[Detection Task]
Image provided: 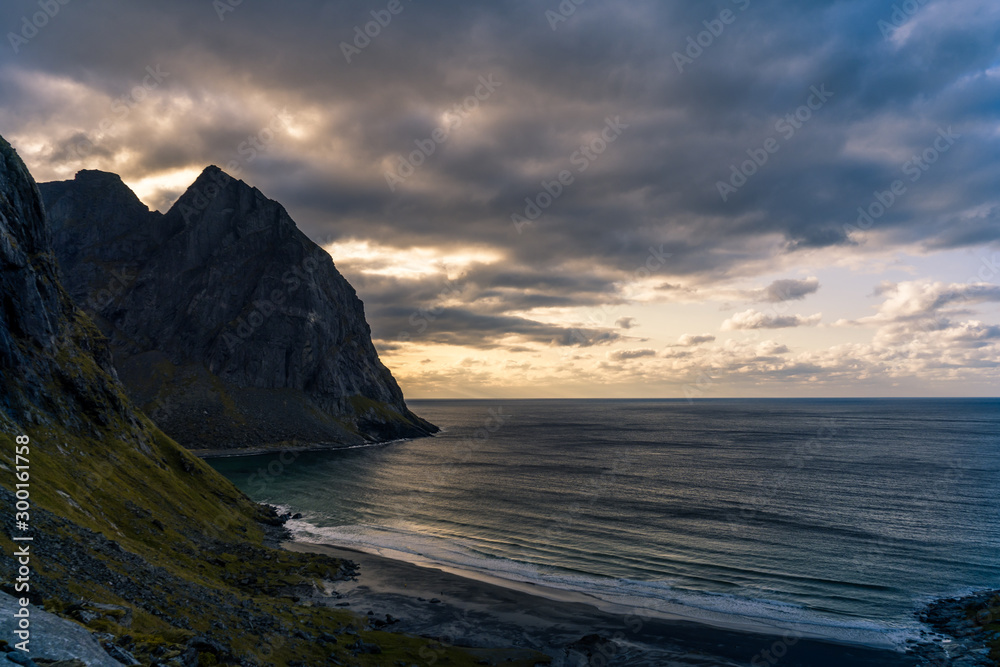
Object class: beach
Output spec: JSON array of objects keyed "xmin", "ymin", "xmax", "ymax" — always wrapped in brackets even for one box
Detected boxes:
[{"xmin": 283, "ymin": 540, "xmax": 920, "ymax": 666}]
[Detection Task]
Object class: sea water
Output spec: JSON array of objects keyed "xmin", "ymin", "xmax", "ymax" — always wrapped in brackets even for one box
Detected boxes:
[{"xmin": 208, "ymin": 398, "xmax": 1000, "ymax": 650}]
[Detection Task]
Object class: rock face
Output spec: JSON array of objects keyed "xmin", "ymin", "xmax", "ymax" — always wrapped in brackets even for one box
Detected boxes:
[
  {"xmin": 0, "ymin": 592, "xmax": 125, "ymax": 666},
  {"xmin": 0, "ymin": 136, "xmax": 134, "ymax": 436},
  {"xmin": 0, "ymin": 132, "xmax": 499, "ymax": 667},
  {"xmin": 40, "ymin": 167, "xmax": 435, "ymax": 451},
  {"xmin": 0, "ymin": 132, "xmax": 268, "ymax": 665}
]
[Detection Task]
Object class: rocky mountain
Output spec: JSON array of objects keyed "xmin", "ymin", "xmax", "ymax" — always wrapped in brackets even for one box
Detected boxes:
[
  {"xmin": 0, "ymin": 132, "xmax": 327, "ymax": 663},
  {"xmin": 40, "ymin": 167, "xmax": 434, "ymax": 451},
  {"xmin": 0, "ymin": 134, "xmax": 517, "ymax": 665}
]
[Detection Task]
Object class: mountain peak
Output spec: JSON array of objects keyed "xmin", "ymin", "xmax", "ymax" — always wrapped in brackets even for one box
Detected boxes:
[
  {"xmin": 40, "ymin": 169, "xmax": 149, "ymax": 219},
  {"xmin": 193, "ymin": 164, "xmax": 235, "ymax": 187},
  {"xmin": 41, "ymin": 168, "xmax": 436, "ymax": 450},
  {"xmin": 74, "ymin": 168, "xmax": 126, "ymax": 184}
]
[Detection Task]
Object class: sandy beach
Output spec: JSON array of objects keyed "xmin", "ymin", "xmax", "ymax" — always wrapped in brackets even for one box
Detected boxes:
[{"xmin": 283, "ymin": 540, "xmax": 920, "ymax": 666}]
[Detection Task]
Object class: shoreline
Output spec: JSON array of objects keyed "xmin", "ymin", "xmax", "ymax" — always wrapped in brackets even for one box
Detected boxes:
[
  {"xmin": 283, "ymin": 539, "xmax": 922, "ymax": 666},
  {"xmin": 192, "ymin": 436, "xmax": 416, "ymax": 459}
]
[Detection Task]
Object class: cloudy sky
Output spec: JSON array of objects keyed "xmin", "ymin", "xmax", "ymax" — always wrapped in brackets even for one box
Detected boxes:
[{"xmin": 2, "ymin": 0, "xmax": 999, "ymax": 398}]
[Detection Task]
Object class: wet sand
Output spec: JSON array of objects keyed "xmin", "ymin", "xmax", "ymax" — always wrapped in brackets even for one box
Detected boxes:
[{"xmin": 284, "ymin": 540, "xmax": 920, "ymax": 666}]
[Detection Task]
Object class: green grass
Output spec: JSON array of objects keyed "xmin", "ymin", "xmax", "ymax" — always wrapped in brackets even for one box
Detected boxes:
[
  {"xmin": 1, "ymin": 340, "xmax": 548, "ymax": 664},
  {"xmin": 0, "ymin": 222, "xmax": 546, "ymax": 664}
]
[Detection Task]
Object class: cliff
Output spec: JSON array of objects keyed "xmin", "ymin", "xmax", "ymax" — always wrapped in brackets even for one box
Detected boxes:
[
  {"xmin": 40, "ymin": 167, "xmax": 434, "ymax": 451},
  {"xmin": 0, "ymin": 134, "xmax": 528, "ymax": 665}
]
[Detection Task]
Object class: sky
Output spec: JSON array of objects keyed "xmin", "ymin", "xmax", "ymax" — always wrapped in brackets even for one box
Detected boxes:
[{"xmin": 1, "ymin": 0, "xmax": 999, "ymax": 398}]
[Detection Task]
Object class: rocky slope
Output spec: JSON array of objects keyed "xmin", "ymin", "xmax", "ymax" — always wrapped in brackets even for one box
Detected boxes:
[
  {"xmin": 0, "ymin": 134, "xmax": 541, "ymax": 666},
  {"xmin": 39, "ymin": 167, "xmax": 434, "ymax": 451}
]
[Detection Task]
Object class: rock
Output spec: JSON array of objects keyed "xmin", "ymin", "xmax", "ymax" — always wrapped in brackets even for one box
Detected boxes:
[
  {"xmin": 178, "ymin": 648, "xmax": 198, "ymax": 667},
  {"xmin": 186, "ymin": 637, "xmax": 228, "ymax": 656},
  {"xmin": 347, "ymin": 639, "xmax": 381, "ymax": 655},
  {"xmin": 86, "ymin": 603, "xmax": 133, "ymax": 628},
  {"xmin": 566, "ymin": 634, "xmax": 618, "ymax": 659},
  {"xmin": 370, "ymin": 613, "xmax": 401, "ymax": 629},
  {"xmin": 40, "ymin": 167, "xmax": 437, "ymax": 451},
  {"xmin": 70, "ymin": 610, "xmax": 100, "ymax": 624},
  {"xmin": 914, "ymin": 589, "xmax": 1000, "ymax": 667},
  {"xmin": 0, "ymin": 135, "xmax": 131, "ymax": 436},
  {"xmin": 0, "ymin": 593, "xmax": 124, "ymax": 667},
  {"xmin": 96, "ymin": 645, "xmax": 136, "ymax": 667},
  {"xmin": 5, "ymin": 653, "xmax": 36, "ymax": 667}
]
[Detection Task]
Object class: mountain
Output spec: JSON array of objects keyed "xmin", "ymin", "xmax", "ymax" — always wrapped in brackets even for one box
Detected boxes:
[
  {"xmin": 0, "ymin": 135, "xmax": 533, "ymax": 664},
  {"xmin": 0, "ymin": 132, "xmax": 331, "ymax": 662},
  {"xmin": 39, "ymin": 167, "xmax": 434, "ymax": 452}
]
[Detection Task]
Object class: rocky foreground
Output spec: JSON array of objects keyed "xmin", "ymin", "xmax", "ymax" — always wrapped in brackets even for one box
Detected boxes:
[{"xmin": 908, "ymin": 591, "xmax": 1000, "ymax": 666}]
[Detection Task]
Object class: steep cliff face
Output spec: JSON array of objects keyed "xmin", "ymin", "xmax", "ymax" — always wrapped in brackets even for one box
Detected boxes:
[
  {"xmin": 0, "ymin": 133, "xmax": 273, "ymax": 663},
  {"xmin": 41, "ymin": 167, "xmax": 434, "ymax": 451},
  {"xmin": 0, "ymin": 134, "xmax": 509, "ymax": 666},
  {"xmin": 0, "ymin": 139, "xmax": 134, "ymax": 436}
]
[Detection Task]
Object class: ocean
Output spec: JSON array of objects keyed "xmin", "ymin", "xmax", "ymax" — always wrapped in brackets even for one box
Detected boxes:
[{"xmin": 208, "ymin": 398, "xmax": 1000, "ymax": 651}]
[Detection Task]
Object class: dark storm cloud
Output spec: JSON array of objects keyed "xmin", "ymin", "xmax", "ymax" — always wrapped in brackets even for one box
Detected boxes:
[
  {"xmin": 1, "ymin": 0, "xmax": 998, "ymax": 348},
  {"xmin": 369, "ymin": 305, "xmax": 622, "ymax": 349},
  {"xmin": 344, "ymin": 262, "xmax": 631, "ymax": 344}
]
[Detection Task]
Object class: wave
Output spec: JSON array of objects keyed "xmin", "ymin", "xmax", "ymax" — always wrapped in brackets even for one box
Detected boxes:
[{"xmin": 283, "ymin": 515, "xmax": 923, "ymax": 650}]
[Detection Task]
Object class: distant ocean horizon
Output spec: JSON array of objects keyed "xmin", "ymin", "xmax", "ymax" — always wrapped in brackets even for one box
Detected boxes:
[{"xmin": 209, "ymin": 398, "xmax": 1000, "ymax": 650}]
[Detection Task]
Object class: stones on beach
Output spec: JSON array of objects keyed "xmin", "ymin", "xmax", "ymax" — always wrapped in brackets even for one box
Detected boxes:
[
  {"xmin": 369, "ymin": 613, "xmax": 401, "ymax": 629},
  {"xmin": 566, "ymin": 633, "xmax": 617, "ymax": 658},
  {"xmin": 910, "ymin": 590, "xmax": 1000, "ymax": 666}
]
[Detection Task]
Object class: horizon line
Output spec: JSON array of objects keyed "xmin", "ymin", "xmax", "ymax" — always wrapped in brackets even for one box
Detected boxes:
[{"xmin": 406, "ymin": 395, "xmax": 1000, "ymax": 401}]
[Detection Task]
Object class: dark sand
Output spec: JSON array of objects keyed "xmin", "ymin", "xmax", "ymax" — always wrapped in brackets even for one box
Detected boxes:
[{"xmin": 284, "ymin": 541, "xmax": 920, "ymax": 666}]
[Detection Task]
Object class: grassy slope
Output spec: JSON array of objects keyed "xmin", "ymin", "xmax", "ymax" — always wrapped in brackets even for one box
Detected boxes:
[
  {"xmin": 0, "ymin": 140, "xmax": 545, "ymax": 665},
  {"xmin": 0, "ymin": 401, "xmax": 546, "ymax": 664}
]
